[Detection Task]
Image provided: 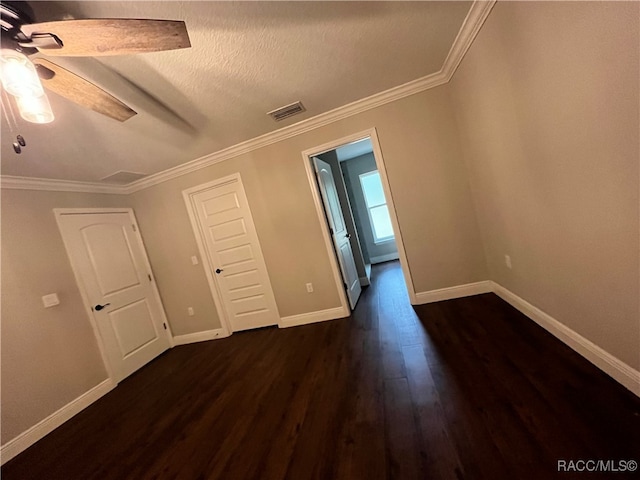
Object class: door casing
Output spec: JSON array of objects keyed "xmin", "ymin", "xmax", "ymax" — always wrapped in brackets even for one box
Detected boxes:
[
  {"xmin": 301, "ymin": 127, "xmax": 417, "ymax": 307},
  {"xmin": 54, "ymin": 207, "xmax": 174, "ymax": 382},
  {"xmin": 182, "ymin": 172, "xmax": 280, "ymax": 334}
]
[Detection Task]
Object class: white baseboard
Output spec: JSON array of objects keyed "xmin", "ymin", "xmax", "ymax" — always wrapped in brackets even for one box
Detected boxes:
[
  {"xmin": 172, "ymin": 328, "xmax": 228, "ymax": 346},
  {"xmin": 414, "ymin": 280, "xmax": 493, "ymax": 305},
  {"xmin": 0, "ymin": 378, "xmax": 116, "ymax": 465},
  {"xmin": 492, "ymin": 282, "xmax": 640, "ymax": 397},
  {"xmin": 4, "ymin": 283, "xmax": 635, "ymax": 467},
  {"xmin": 279, "ymin": 306, "xmax": 348, "ymax": 328},
  {"xmin": 370, "ymin": 252, "xmax": 400, "ymax": 264},
  {"xmin": 359, "ymin": 276, "xmax": 371, "ymax": 287},
  {"xmin": 413, "ymin": 279, "xmax": 640, "ymax": 396}
]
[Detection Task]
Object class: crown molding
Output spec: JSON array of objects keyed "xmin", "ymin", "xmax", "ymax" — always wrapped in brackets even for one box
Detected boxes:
[
  {"xmin": 442, "ymin": 0, "xmax": 496, "ymax": 81},
  {"xmin": 0, "ymin": 175, "xmax": 128, "ymax": 194},
  {"xmin": 125, "ymin": 1, "xmax": 496, "ymax": 194},
  {"xmin": 123, "ymin": 70, "xmax": 449, "ymax": 194},
  {"xmin": 1, "ymin": 1, "xmax": 495, "ymax": 195}
]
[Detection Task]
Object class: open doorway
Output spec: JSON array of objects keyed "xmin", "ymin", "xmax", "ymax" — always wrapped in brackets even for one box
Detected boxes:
[
  {"xmin": 334, "ymin": 139, "xmax": 400, "ymax": 266},
  {"xmin": 302, "ymin": 128, "xmax": 416, "ymax": 312}
]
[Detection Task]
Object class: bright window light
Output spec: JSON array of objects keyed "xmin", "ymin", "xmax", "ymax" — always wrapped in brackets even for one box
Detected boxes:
[{"xmin": 359, "ymin": 171, "xmax": 395, "ymax": 243}]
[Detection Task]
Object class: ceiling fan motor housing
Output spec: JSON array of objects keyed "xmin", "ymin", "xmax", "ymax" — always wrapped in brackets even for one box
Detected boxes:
[{"xmin": 1, "ymin": 1, "xmax": 37, "ymax": 55}]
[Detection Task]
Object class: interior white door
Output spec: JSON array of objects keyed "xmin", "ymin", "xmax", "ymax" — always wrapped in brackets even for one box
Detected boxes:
[
  {"xmin": 313, "ymin": 157, "xmax": 362, "ymax": 309},
  {"xmin": 188, "ymin": 175, "xmax": 280, "ymax": 332},
  {"xmin": 56, "ymin": 211, "xmax": 171, "ymax": 382}
]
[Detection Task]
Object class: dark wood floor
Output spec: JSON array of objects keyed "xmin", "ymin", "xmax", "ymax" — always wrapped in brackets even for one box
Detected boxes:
[{"xmin": 3, "ymin": 261, "xmax": 639, "ymax": 479}]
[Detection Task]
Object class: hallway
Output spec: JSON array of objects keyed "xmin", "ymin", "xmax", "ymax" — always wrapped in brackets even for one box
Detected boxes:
[{"xmin": 3, "ymin": 261, "xmax": 638, "ymax": 479}]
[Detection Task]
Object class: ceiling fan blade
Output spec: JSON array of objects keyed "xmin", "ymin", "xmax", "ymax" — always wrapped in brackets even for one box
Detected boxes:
[
  {"xmin": 33, "ymin": 59, "xmax": 136, "ymax": 122},
  {"xmin": 21, "ymin": 19, "xmax": 190, "ymax": 57}
]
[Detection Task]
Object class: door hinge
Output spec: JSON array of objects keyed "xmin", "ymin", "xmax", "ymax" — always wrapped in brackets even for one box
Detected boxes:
[
  {"xmin": 330, "ymin": 228, "xmax": 334, "ymax": 235},
  {"xmin": 148, "ymin": 274, "xmax": 152, "ymax": 282},
  {"xmin": 163, "ymin": 322, "xmax": 167, "ymax": 330},
  {"xmin": 132, "ymin": 224, "xmax": 137, "ymax": 232},
  {"xmin": 344, "ymin": 282, "xmax": 348, "ymax": 290}
]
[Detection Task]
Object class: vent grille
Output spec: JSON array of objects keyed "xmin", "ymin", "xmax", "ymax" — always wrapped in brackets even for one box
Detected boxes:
[
  {"xmin": 100, "ymin": 171, "xmax": 148, "ymax": 184},
  {"xmin": 267, "ymin": 101, "xmax": 306, "ymax": 122}
]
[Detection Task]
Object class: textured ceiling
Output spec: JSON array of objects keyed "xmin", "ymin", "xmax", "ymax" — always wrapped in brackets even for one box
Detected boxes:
[{"xmin": 1, "ymin": 1, "xmax": 472, "ymax": 182}]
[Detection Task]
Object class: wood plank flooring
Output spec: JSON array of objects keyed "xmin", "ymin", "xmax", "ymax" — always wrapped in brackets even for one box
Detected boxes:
[{"xmin": 3, "ymin": 261, "xmax": 639, "ymax": 479}]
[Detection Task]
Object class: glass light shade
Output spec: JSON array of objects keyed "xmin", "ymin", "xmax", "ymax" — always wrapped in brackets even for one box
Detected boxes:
[
  {"xmin": 0, "ymin": 49, "xmax": 45, "ymax": 98},
  {"xmin": 16, "ymin": 93, "xmax": 54, "ymax": 124}
]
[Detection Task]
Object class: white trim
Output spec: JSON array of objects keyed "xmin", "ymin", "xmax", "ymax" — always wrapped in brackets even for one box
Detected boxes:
[
  {"xmin": 172, "ymin": 328, "xmax": 228, "ymax": 346},
  {"xmin": 1, "ymin": 175, "xmax": 127, "ymax": 194},
  {"xmin": 54, "ymin": 209, "xmax": 121, "ymax": 381},
  {"xmin": 54, "ymin": 207, "xmax": 132, "ymax": 215},
  {"xmin": 442, "ymin": 0, "xmax": 496, "ymax": 81},
  {"xmin": 412, "ymin": 278, "xmax": 640, "ymax": 396},
  {"xmin": 53, "ymin": 208, "xmax": 175, "ymax": 380},
  {"xmin": 491, "ymin": 282, "xmax": 640, "ymax": 397},
  {"xmin": 409, "ymin": 278, "xmax": 640, "ymax": 396},
  {"xmin": 367, "ymin": 130, "xmax": 418, "ymax": 304},
  {"xmin": 122, "ymin": 69, "xmax": 445, "ymax": 194},
  {"xmin": 182, "ymin": 173, "xmax": 280, "ymax": 334},
  {"xmin": 358, "ymin": 170, "xmax": 394, "ymax": 244},
  {"xmin": 370, "ymin": 252, "xmax": 400, "ymax": 264},
  {"xmin": 121, "ymin": 1, "xmax": 491, "ymax": 193},
  {"xmin": 301, "ymin": 150, "xmax": 352, "ymax": 315},
  {"xmin": 360, "ymin": 263, "xmax": 372, "ymax": 286},
  {"xmin": 0, "ymin": 379, "xmax": 115, "ymax": 465},
  {"xmin": 373, "ymin": 238, "xmax": 396, "ymax": 246},
  {"xmin": 0, "ymin": 2, "xmax": 493, "ymax": 195},
  {"xmin": 129, "ymin": 209, "xmax": 175, "ymax": 348},
  {"xmin": 302, "ymin": 128, "xmax": 418, "ymax": 307},
  {"xmin": 279, "ymin": 306, "xmax": 348, "ymax": 328},
  {"xmin": 182, "ymin": 181, "xmax": 234, "ymax": 336},
  {"xmin": 414, "ymin": 280, "xmax": 493, "ymax": 304}
]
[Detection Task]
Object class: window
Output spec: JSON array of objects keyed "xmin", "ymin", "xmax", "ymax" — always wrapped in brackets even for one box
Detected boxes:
[{"xmin": 359, "ymin": 171, "xmax": 394, "ymax": 243}]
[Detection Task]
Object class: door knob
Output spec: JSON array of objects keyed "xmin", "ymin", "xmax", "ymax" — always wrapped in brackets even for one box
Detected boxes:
[
  {"xmin": 94, "ymin": 303, "xmax": 111, "ymax": 311},
  {"xmin": 345, "ymin": 233, "xmax": 351, "ymax": 239},
  {"xmin": 215, "ymin": 268, "xmax": 224, "ymax": 274}
]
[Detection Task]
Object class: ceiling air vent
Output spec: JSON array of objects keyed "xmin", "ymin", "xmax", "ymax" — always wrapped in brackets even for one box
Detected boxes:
[
  {"xmin": 100, "ymin": 171, "xmax": 148, "ymax": 184},
  {"xmin": 267, "ymin": 101, "xmax": 306, "ymax": 122}
]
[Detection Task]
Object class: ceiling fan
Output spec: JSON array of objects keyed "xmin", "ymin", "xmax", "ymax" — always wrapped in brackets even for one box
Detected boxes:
[{"xmin": 0, "ymin": 1, "xmax": 190, "ymax": 125}]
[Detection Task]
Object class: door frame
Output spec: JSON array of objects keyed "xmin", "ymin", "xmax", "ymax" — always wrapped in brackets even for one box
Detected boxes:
[
  {"xmin": 53, "ymin": 207, "xmax": 175, "ymax": 382},
  {"xmin": 182, "ymin": 172, "xmax": 280, "ymax": 334},
  {"xmin": 301, "ymin": 127, "xmax": 418, "ymax": 305}
]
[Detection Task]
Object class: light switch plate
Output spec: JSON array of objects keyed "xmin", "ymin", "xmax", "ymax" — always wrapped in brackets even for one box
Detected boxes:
[{"xmin": 42, "ymin": 293, "xmax": 60, "ymax": 308}]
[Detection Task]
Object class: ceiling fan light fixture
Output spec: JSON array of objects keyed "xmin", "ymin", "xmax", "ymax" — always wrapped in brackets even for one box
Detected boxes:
[
  {"xmin": 16, "ymin": 92, "xmax": 54, "ymax": 124},
  {"xmin": 0, "ymin": 49, "xmax": 45, "ymax": 98},
  {"xmin": 0, "ymin": 49, "xmax": 55, "ymax": 123}
]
